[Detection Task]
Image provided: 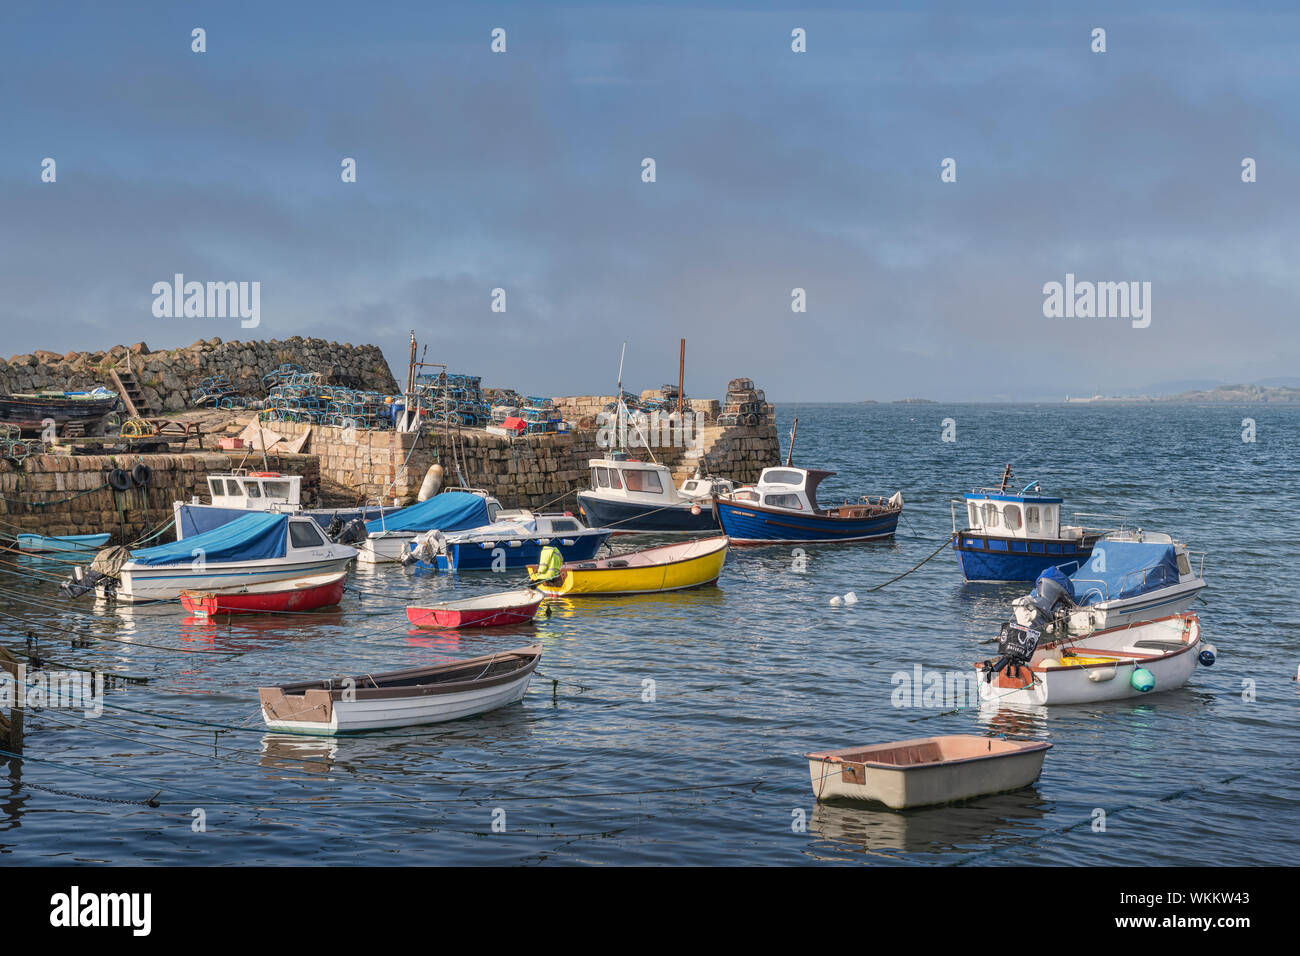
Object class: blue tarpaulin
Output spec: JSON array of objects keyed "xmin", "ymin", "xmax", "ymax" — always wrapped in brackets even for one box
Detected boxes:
[
  {"xmin": 364, "ymin": 491, "xmax": 490, "ymax": 534},
  {"xmin": 130, "ymin": 512, "xmax": 289, "ymax": 566},
  {"xmin": 1036, "ymin": 539, "xmax": 1179, "ymax": 606}
]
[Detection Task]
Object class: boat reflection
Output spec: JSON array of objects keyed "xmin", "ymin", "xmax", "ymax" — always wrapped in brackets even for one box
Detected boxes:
[{"xmin": 808, "ymin": 788, "xmax": 1051, "ymax": 859}]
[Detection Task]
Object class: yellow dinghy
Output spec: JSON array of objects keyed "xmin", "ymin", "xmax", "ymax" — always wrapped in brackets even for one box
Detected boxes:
[{"xmin": 530, "ymin": 535, "xmax": 728, "ymax": 596}]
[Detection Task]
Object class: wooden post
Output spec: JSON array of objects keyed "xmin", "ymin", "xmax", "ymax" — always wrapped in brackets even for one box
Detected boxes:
[
  {"xmin": 677, "ymin": 338, "xmax": 685, "ymax": 418},
  {"xmin": 0, "ymin": 645, "xmax": 21, "ymax": 755}
]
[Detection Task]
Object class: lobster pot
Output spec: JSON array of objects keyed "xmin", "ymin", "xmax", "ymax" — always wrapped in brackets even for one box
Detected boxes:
[{"xmin": 727, "ymin": 377, "xmax": 755, "ymax": 393}]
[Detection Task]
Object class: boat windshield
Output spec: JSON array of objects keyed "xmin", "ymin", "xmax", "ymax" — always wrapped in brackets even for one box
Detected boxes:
[
  {"xmin": 623, "ymin": 470, "xmax": 663, "ymax": 493},
  {"xmin": 762, "ymin": 469, "xmax": 804, "ymax": 486}
]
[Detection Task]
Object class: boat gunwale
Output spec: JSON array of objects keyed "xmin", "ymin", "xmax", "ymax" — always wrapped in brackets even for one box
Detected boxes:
[
  {"xmin": 805, "ymin": 736, "xmax": 1051, "ymax": 772},
  {"xmin": 547, "ymin": 535, "xmax": 729, "ymax": 574},
  {"xmin": 263, "ymin": 645, "xmax": 542, "ymax": 702}
]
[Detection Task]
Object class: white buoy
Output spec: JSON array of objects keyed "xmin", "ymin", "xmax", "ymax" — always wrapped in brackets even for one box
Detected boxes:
[
  {"xmin": 843, "ymin": 591, "xmax": 858, "ymax": 605},
  {"xmin": 830, "ymin": 595, "xmax": 843, "ymax": 607},
  {"xmin": 417, "ymin": 463, "xmax": 445, "ymax": 501}
]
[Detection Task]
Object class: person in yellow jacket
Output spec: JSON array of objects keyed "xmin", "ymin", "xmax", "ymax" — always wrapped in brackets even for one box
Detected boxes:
[{"xmin": 528, "ymin": 545, "xmax": 564, "ymax": 583}]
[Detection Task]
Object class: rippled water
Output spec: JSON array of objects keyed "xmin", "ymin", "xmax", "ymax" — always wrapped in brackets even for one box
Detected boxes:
[{"xmin": 2, "ymin": 403, "xmax": 1298, "ymax": 865}]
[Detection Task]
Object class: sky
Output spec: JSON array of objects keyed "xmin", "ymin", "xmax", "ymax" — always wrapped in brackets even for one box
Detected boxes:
[{"xmin": 1, "ymin": 0, "xmax": 1296, "ymax": 402}]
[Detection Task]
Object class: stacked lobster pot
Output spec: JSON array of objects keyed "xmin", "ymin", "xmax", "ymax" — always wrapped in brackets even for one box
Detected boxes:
[
  {"xmin": 717, "ymin": 377, "xmax": 773, "ymax": 427},
  {"xmin": 414, "ymin": 372, "xmax": 491, "ymax": 428},
  {"xmin": 520, "ymin": 396, "xmax": 563, "ymax": 435}
]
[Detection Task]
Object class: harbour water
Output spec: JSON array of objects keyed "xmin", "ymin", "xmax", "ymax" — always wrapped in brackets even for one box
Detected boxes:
[{"xmin": 2, "ymin": 402, "xmax": 1298, "ymax": 865}]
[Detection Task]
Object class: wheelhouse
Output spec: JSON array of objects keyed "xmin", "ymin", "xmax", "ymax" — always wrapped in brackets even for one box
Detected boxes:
[
  {"xmin": 587, "ymin": 457, "xmax": 675, "ymax": 501},
  {"xmin": 205, "ymin": 472, "xmax": 302, "ymax": 510}
]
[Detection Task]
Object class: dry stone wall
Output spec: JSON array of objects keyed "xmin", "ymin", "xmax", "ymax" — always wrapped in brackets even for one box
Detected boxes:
[{"xmin": 1, "ymin": 337, "xmax": 396, "ymax": 413}]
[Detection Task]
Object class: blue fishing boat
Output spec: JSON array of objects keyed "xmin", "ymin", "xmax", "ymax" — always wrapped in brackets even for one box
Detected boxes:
[
  {"xmin": 950, "ymin": 466, "xmax": 1111, "ymax": 582},
  {"xmin": 17, "ymin": 532, "xmax": 112, "ymax": 553},
  {"xmin": 431, "ymin": 511, "xmax": 611, "ymax": 571},
  {"xmin": 714, "ymin": 467, "xmax": 903, "ymax": 544}
]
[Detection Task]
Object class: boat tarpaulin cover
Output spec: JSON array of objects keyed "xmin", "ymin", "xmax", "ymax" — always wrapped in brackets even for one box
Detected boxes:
[
  {"xmin": 365, "ymin": 491, "xmax": 490, "ymax": 534},
  {"xmin": 129, "ymin": 512, "xmax": 289, "ymax": 566},
  {"xmin": 1065, "ymin": 540, "xmax": 1179, "ymax": 605}
]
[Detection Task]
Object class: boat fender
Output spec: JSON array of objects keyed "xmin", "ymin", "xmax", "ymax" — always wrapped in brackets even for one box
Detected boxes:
[
  {"xmin": 417, "ymin": 463, "xmax": 444, "ymax": 502},
  {"xmin": 1130, "ymin": 668, "xmax": 1156, "ymax": 693},
  {"xmin": 1198, "ymin": 644, "xmax": 1217, "ymax": 667},
  {"xmin": 108, "ymin": 468, "xmax": 131, "ymax": 492},
  {"xmin": 132, "ymin": 463, "xmax": 153, "ymax": 487}
]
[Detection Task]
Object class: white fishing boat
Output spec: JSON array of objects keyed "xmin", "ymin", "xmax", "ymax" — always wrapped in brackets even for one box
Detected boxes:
[
  {"xmin": 257, "ymin": 644, "xmax": 542, "ymax": 734},
  {"xmin": 69, "ymin": 512, "xmax": 358, "ymax": 603},
  {"xmin": 174, "ymin": 470, "xmax": 400, "ymax": 537},
  {"xmin": 805, "ymin": 735, "xmax": 1051, "ymax": 809},
  {"xmin": 977, "ymin": 613, "xmax": 1209, "ymax": 706},
  {"xmin": 1011, "ymin": 530, "xmax": 1206, "ymax": 636},
  {"xmin": 355, "ymin": 489, "xmax": 502, "ymax": 564}
]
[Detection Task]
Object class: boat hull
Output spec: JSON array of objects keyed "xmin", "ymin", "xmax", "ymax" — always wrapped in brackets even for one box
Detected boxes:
[
  {"xmin": 406, "ymin": 592, "xmax": 544, "ymax": 629},
  {"xmin": 952, "ymin": 531, "xmax": 1096, "ymax": 583},
  {"xmin": 716, "ymin": 499, "xmax": 900, "ymax": 544},
  {"xmin": 357, "ymin": 531, "xmax": 417, "ymax": 564},
  {"xmin": 114, "ymin": 556, "xmax": 354, "ymax": 603},
  {"xmin": 180, "ymin": 574, "xmax": 346, "ymax": 616},
  {"xmin": 259, "ymin": 646, "xmax": 542, "ymax": 735},
  {"xmin": 806, "ymin": 736, "xmax": 1050, "ymax": 809},
  {"xmin": 979, "ymin": 614, "xmax": 1202, "ymax": 706},
  {"xmin": 435, "ymin": 532, "xmax": 610, "ymax": 571},
  {"xmin": 17, "ymin": 532, "xmax": 111, "ymax": 554},
  {"xmin": 1013, "ymin": 582, "xmax": 1207, "ymax": 634},
  {"xmin": 576, "ymin": 491, "xmax": 718, "ymax": 533},
  {"xmin": 536, "ymin": 538, "xmax": 727, "ymax": 596}
]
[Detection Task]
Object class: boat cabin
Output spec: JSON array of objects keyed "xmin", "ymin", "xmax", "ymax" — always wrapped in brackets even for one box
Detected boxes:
[
  {"xmin": 961, "ymin": 488, "xmax": 1064, "ymax": 540},
  {"xmin": 199, "ymin": 472, "xmax": 303, "ymax": 511},
  {"xmin": 587, "ymin": 456, "xmax": 679, "ymax": 503},
  {"xmin": 725, "ymin": 467, "xmax": 830, "ymax": 513}
]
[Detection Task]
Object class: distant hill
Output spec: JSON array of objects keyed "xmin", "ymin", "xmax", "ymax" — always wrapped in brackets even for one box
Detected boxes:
[{"xmin": 1067, "ymin": 383, "xmax": 1300, "ymax": 403}]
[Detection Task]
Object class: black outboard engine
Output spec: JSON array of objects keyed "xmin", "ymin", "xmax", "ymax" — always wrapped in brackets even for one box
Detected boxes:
[
  {"xmin": 1022, "ymin": 566, "xmax": 1075, "ymax": 630},
  {"xmin": 332, "ymin": 517, "xmax": 367, "ymax": 546},
  {"xmin": 60, "ymin": 568, "xmax": 112, "ymax": 599},
  {"xmin": 982, "ymin": 621, "xmax": 1041, "ymax": 684},
  {"xmin": 325, "ymin": 514, "xmax": 343, "ymax": 540}
]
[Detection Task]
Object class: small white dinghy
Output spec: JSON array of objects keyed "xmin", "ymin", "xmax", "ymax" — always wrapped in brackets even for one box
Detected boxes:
[
  {"xmin": 977, "ymin": 613, "xmax": 1207, "ymax": 707},
  {"xmin": 258, "ymin": 644, "xmax": 541, "ymax": 735},
  {"xmin": 806, "ymin": 735, "xmax": 1051, "ymax": 809}
]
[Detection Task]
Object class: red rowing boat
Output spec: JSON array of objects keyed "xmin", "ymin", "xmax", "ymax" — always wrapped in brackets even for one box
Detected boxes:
[
  {"xmin": 406, "ymin": 588, "xmax": 544, "ymax": 630},
  {"xmin": 180, "ymin": 572, "xmax": 347, "ymax": 617}
]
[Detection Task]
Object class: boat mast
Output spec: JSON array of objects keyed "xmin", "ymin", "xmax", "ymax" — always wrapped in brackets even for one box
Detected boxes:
[
  {"xmin": 786, "ymin": 417, "xmax": 798, "ymax": 467},
  {"xmin": 999, "ymin": 463, "xmax": 1012, "ymax": 493}
]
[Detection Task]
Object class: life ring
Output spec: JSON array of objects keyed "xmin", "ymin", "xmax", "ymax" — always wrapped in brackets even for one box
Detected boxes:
[
  {"xmin": 108, "ymin": 468, "xmax": 131, "ymax": 492},
  {"xmin": 132, "ymin": 463, "xmax": 153, "ymax": 487}
]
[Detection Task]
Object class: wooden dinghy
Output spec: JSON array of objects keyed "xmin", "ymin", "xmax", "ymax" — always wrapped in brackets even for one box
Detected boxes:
[
  {"xmin": 528, "ymin": 535, "xmax": 728, "ymax": 596},
  {"xmin": 180, "ymin": 571, "xmax": 347, "ymax": 617},
  {"xmin": 258, "ymin": 644, "xmax": 543, "ymax": 735},
  {"xmin": 16, "ymin": 532, "xmax": 112, "ymax": 553},
  {"xmin": 806, "ymin": 735, "xmax": 1051, "ymax": 809},
  {"xmin": 405, "ymin": 588, "xmax": 544, "ymax": 629},
  {"xmin": 977, "ymin": 613, "xmax": 1206, "ymax": 707}
]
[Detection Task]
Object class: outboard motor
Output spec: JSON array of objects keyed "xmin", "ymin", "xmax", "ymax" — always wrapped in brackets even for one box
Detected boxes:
[
  {"xmin": 332, "ymin": 517, "xmax": 367, "ymax": 546},
  {"xmin": 60, "ymin": 545, "xmax": 131, "ymax": 599},
  {"xmin": 982, "ymin": 621, "xmax": 1042, "ymax": 684},
  {"xmin": 325, "ymin": 514, "xmax": 343, "ymax": 540},
  {"xmin": 1021, "ymin": 565, "xmax": 1075, "ymax": 629}
]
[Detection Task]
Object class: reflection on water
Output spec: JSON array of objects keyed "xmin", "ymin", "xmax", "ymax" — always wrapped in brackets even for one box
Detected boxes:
[{"xmin": 809, "ymin": 790, "xmax": 1052, "ymax": 860}]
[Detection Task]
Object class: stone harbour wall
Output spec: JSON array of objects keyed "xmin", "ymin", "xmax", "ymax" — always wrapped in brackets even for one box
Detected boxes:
[
  {"xmin": 263, "ymin": 418, "xmax": 781, "ymax": 511},
  {"xmin": 1, "ymin": 337, "xmax": 397, "ymax": 413},
  {"xmin": 0, "ymin": 452, "xmax": 319, "ymax": 543}
]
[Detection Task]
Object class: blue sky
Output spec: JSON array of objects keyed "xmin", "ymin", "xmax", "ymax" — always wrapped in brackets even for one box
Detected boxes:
[{"xmin": 2, "ymin": 1, "xmax": 1296, "ymax": 400}]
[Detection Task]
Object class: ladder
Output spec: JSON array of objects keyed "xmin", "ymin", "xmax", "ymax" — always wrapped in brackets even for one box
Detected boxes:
[{"xmin": 108, "ymin": 357, "xmax": 153, "ymax": 416}]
